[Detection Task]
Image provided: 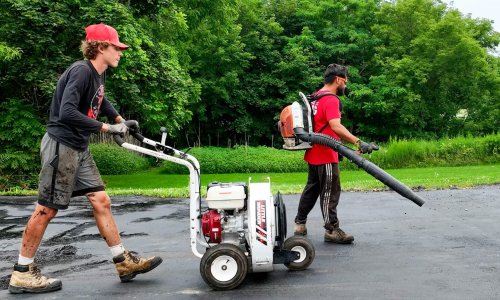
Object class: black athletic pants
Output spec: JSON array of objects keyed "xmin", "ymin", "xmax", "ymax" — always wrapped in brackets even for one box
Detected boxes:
[{"xmin": 295, "ymin": 163, "xmax": 341, "ymax": 231}]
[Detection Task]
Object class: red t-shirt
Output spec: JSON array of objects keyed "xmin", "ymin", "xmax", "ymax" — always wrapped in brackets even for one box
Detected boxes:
[{"xmin": 304, "ymin": 90, "xmax": 341, "ymax": 165}]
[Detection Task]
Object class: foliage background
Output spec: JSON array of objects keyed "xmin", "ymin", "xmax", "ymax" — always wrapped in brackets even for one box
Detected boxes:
[
  {"xmin": 158, "ymin": 133, "xmax": 500, "ymax": 174},
  {"xmin": 1, "ymin": 0, "xmax": 499, "ymax": 188}
]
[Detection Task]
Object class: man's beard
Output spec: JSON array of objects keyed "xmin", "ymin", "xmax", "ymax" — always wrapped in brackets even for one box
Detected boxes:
[{"xmin": 337, "ymin": 86, "xmax": 346, "ymax": 96}]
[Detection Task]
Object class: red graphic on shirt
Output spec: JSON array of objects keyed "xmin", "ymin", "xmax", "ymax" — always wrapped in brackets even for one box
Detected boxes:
[
  {"xmin": 311, "ymin": 100, "xmax": 319, "ymax": 116},
  {"xmin": 87, "ymin": 84, "xmax": 104, "ymax": 119}
]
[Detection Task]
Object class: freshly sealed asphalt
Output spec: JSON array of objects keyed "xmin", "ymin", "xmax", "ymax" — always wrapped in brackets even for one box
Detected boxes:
[{"xmin": 0, "ymin": 185, "xmax": 499, "ymax": 299}]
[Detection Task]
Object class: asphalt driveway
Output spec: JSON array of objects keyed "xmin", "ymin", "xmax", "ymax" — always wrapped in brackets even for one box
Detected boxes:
[{"xmin": 1, "ymin": 185, "xmax": 499, "ymax": 299}]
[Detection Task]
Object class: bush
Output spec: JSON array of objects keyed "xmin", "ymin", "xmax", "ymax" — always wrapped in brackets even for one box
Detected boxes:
[
  {"xmin": 367, "ymin": 134, "xmax": 500, "ymax": 169},
  {"xmin": 160, "ymin": 134, "xmax": 500, "ymax": 174},
  {"xmin": 160, "ymin": 146, "xmax": 308, "ymax": 174},
  {"xmin": 0, "ymin": 99, "xmax": 45, "ymax": 190},
  {"xmin": 90, "ymin": 144, "xmax": 152, "ymax": 175}
]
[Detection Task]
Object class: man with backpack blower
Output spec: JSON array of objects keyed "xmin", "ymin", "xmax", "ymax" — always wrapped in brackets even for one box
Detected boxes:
[{"xmin": 294, "ymin": 63, "xmax": 379, "ymax": 243}]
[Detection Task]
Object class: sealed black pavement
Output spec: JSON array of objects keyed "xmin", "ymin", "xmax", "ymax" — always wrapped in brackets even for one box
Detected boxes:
[{"xmin": 1, "ymin": 185, "xmax": 499, "ymax": 299}]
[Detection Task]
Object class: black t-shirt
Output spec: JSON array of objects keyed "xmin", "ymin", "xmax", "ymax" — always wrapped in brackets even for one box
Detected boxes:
[{"xmin": 47, "ymin": 60, "xmax": 119, "ymax": 151}]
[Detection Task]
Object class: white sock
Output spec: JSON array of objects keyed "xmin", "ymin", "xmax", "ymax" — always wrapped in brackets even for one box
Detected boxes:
[
  {"xmin": 18, "ymin": 254, "xmax": 34, "ymax": 266},
  {"xmin": 109, "ymin": 244, "xmax": 125, "ymax": 257}
]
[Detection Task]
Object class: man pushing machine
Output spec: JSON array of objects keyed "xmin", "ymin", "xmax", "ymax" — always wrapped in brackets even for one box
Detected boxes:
[{"xmin": 8, "ymin": 24, "xmax": 162, "ymax": 294}]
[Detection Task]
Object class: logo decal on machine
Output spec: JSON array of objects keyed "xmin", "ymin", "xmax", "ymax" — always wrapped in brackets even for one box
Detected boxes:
[{"xmin": 255, "ymin": 200, "xmax": 267, "ymax": 245}]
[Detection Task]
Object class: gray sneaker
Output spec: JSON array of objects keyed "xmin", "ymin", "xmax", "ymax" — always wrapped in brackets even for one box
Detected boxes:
[
  {"xmin": 324, "ymin": 228, "xmax": 354, "ymax": 244},
  {"xmin": 8, "ymin": 263, "xmax": 62, "ymax": 294},
  {"xmin": 294, "ymin": 223, "xmax": 308, "ymax": 236}
]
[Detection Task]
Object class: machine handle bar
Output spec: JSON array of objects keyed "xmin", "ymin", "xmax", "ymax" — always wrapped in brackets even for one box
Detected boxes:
[{"xmin": 112, "ymin": 120, "xmax": 144, "ymax": 145}]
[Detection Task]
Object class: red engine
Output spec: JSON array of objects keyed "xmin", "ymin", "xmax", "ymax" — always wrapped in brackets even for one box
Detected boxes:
[{"xmin": 201, "ymin": 210, "xmax": 222, "ymax": 243}]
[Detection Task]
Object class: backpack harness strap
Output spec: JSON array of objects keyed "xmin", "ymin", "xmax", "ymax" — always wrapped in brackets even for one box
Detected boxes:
[{"xmin": 309, "ymin": 92, "xmax": 342, "ymax": 133}]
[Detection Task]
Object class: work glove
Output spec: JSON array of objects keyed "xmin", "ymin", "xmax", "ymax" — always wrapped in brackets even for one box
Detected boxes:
[
  {"xmin": 355, "ymin": 139, "xmax": 379, "ymax": 154},
  {"xmin": 106, "ymin": 122, "xmax": 128, "ymax": 135},
  {"xmin": 123, "ymin": 120, "xmax": 139, "ymax": 132}
]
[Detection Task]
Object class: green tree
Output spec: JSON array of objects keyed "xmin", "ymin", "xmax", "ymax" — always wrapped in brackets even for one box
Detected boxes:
[
  {"xmin": 0, "ymin": 0, "xmax": 198, "ymax": 136},
  {"xmin": 350, "ymin": 0, "xmax": 500, "ymax": 139},
  {"xmin": 172, "ymin": 0, "xmax": 253, "ymax": 146},
  {"xmin": 0, "ymin": 0, "xmax": 198, "ymax": 188},
  {"xmin": 233, "ymin": 0, "xmax": 318, "ymax": 145},
  {"xmin": 269, "ymin": 0, "xmax": 382, "ymax": 136},
  {"xmin": 0, "ymin": 99, "xmax": 45, "ymax": 189},
  {"xmin": 0, "ymin": 43, "xmax": 21, "ymax": 61},
  {"xmin": 1, "ymin": 0, "xmax": 499, "ymax": 188}
]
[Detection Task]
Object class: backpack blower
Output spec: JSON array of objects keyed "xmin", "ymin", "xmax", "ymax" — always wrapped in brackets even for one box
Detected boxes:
[{"xmin": 278, "ymin": 92, "xmax": 425, "ymax": 207}]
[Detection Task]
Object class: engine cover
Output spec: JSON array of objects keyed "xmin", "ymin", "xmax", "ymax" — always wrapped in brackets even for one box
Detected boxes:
[
  {"xmin": 247, "ymin": 181, "xmax": 275, "ymax": 272},
  {"xmin": 279, "ymin": 101, "xmax": 312, "ymax": 150},
  {"xmin": 201, "ymin": 210, "xmax": 222, "ymax": 243},
  {"xmin": 206, "ymin": 182, "xmax": 247, "ymax": 210}
]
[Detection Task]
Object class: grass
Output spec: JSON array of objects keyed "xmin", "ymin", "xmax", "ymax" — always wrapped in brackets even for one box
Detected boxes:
[
  {"xmin": 155, "ymin": 133, "xmax": 500, "ymax": 174},
  {"xmin": 2, "ymin": 164, "xmax": 498, "ymax": 198},
  {"xmin": 105, "ymin": 164, "xmax": 499, "ymax": 197}
]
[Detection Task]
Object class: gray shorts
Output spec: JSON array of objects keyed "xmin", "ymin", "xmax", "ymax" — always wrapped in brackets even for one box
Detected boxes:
[{"xmin": 38, "ymin": 133, "xmax": 105, "ymax": 209}]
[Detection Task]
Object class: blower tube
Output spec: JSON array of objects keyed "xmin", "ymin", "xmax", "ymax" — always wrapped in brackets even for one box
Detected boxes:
[{"xmin": 294, "ymin": 128, "xmax": 425, "ymax": 207}]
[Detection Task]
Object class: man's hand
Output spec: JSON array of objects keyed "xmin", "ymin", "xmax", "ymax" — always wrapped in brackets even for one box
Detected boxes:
[
  {"xmin": 115, "ymin": 115, "xmax": 126, "ymax": 123},
  {"xmin": 123, "ymin": 120, "xmax": 139, "ymax": 131},
  {"xmin": 355, "ymin": 139, "xmax": 379, "ymax": 154},
  {"xmin": 105, "ymin": 123, "xmax": 128, "ymax": 135}
]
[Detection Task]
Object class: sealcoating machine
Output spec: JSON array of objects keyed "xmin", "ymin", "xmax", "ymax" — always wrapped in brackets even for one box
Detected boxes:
[{"xmin": 114, "ymin": 122, "xmax": 315, "ymax": 290}]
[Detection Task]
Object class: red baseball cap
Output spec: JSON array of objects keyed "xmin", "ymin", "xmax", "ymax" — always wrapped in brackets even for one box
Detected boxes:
[{"xmin": 85, "ymin": 23, "xmax": 129, "ymax": 50}]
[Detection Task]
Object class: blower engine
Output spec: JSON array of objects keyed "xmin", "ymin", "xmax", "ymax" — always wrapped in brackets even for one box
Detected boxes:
[
  {"xmin": 278, "ymin": 93, "xmax": 315, "ymax": 150},
  {"xmin": 201, "ymin": 182, "xmax": 247, "ymax": 245},
  {"xmin": 201, "ymin": 209, "xmax": 222, "ymax": 243}
]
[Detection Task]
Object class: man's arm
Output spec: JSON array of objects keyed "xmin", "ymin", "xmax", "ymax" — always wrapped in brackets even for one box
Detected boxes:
[
  {"xmin": 99, "ymin": 97, "xmax": 124, "ymax": 132},
  {"xmin": 329, "ymin": 118, "xmax": 379, "ymax": 154},
  {"xmin": 328, "ymin": 118, "xmax": 359, "ymax": 144},
  {"xmin": 322, "ymin": 96, "xmax": 377, "ymax": 152},
  {"xmin": 100, "ymin": 97, "xmax": 121, "ymax": 121},
  {"xmin": 59, "ymin": 66, "xmax": 104, "ymax": 132}
]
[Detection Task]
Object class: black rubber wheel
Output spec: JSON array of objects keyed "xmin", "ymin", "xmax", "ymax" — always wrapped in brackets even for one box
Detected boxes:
[
  {"xmin": 283, "ymin": 235, "xmax": 315, "ymax": 271},
  {"xmin": 200, "ymin": 244, "xmax": 248, "ymax": 290},
  {"xmin": 274, "ymin": 192, "xmax": 287, "ymax": 245}
]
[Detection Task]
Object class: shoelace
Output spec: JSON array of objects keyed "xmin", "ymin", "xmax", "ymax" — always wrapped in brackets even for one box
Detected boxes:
[
  {"xmin": 30, "ymin": 264, "xmax": 43, "ymax": 280},
  {"xmin": 126, "ymin": 251, "xmax": 141, "ymax": 264},
  {"xmin": 335, "ymin": 228, "xmax": 347, "ymax": 236}
]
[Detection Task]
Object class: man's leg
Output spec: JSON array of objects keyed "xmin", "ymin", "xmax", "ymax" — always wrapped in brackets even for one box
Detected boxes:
[
  {"xmin": 9, "ymin": 133, "xmax": 68, "ymax": 294},
  {"xmin": 294, "ymin": 164, "xmax": 321, "ymax": 235},
  {"xmin": 87, "ymin": 191, "xmax": 121, "ymax": 246},
  {"xmin": 87, "ymin": 191, "xmax": 162, "ymax": 282},
  {"xmin": 319, "ymin": 163, "xmax": 353, "ymax": 244},
  {"xmin": 19, "ymin": 204, "xmax": 58, "ymax": 258},
  {"xmin": 318, "ymin": 163, "xmax": 340, "ymax": 228},
  {"xmin": 9, "ymin": 204, "xmax": 62, "ymax": 294}
]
